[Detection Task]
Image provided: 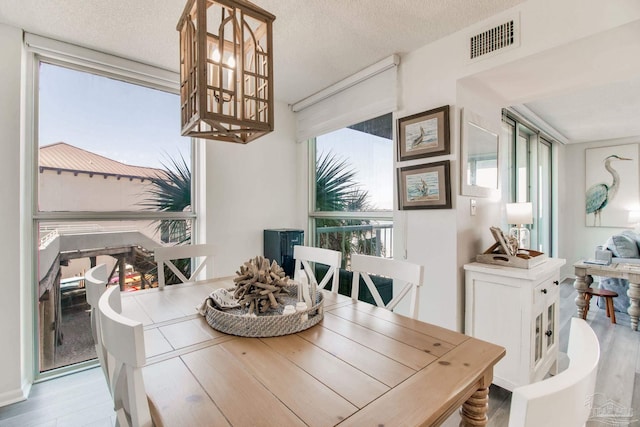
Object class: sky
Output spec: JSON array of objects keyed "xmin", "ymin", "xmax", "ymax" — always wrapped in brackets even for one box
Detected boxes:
[
  {"xmin": 317, "ymin": 127, "xmax": 393, "ymax": 210},
  {"xmin": 38, "ymin": 63, "xmax": 190, "ymax": 170}
]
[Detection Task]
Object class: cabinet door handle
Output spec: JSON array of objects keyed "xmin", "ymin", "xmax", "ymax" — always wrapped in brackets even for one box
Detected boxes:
[
  {"xmin": 545, "ymin": 330, "xmax": 553, "ymax": 337},
  {"xmin": 553, "ymin": 280, "xmax": 559, "ymax": 286},
  {"xmin": 541, "ymin": 288, "xmax": 548, "ymax": 294}
]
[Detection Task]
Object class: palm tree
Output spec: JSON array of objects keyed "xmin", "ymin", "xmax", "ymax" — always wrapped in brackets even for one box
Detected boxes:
[
  {"xmin": 140, "ymin": 153, "xmax": 191, "ymax": 285},
  {"xmin": 314, "ymin": 152, "xmax": 389, "ymax": 304},
  {"xmin": 316, "ymin": 152, "xmax": 369, "ymax": 212},
  {"xmin": 142, "ymin": 153, "xmax": 191, "ymax": 244},
  {"xmin": 315, "ymin": 151, "xmax": 378, "ymax": 267}
]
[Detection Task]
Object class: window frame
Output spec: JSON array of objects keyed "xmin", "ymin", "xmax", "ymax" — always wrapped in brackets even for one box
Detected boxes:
[
  {"xmin": 25, "ymin": 34, "xmax": 199, "ymax": 379},
  {"xmin": 307, "ymin": 115, "xmax": 394, "ymax": 259},
  {"xmin": 503, "ymin": 109, "xmax": 555, "ymax": 255}
]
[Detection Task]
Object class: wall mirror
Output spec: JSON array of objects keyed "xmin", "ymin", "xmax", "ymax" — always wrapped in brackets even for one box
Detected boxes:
[{"xmin": 460, "ymin": 108, "xmax": 499, "ymax": 198}]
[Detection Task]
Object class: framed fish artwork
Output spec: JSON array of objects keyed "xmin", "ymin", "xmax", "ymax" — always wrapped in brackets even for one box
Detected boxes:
[
  {"xmin": 397, "ymin": 105, "xmax": 450, "ymax": 161},
  {"xmin": 397, "ymin": 160, "xmax": 451, "ymax": 210}
]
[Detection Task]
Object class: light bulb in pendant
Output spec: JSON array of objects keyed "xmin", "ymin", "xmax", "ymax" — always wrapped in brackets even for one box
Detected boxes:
[
  {"xmin": 212, "ymin": 48, "xmax": 221, "ymax": 63},
  {"xmin": 226, "ymin": 55, "xmax": 236, "ymax": 88}
]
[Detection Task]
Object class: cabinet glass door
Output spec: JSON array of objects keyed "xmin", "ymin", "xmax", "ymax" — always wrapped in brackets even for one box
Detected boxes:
[
  {"xmin": 546, "ymin": 302, "xmax": 556, "ymax": 348},
  {"xmin": 534, "ymin": 313, "xmax": 542, "ymax": 364}
]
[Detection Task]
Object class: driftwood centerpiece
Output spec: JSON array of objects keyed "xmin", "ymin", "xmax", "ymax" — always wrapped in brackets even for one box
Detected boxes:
[
  {"xmin": 233, "ymin": 256, "xmax": 290, "ymax": 315},
  {"xmin": 203, "ymin": 256, "xmax": 325, "ymax": 337}
]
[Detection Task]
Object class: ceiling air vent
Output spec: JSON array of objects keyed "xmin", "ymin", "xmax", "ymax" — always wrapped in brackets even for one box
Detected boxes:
[{"xmin": 469, "ymin": 19, "xmax": 518, "ymax": 60}]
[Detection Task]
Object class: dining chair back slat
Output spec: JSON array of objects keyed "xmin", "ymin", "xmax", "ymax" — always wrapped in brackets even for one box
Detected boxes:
[
  {"xmin": 85, "ymin": 263, "xmax": 109, "ymax": 384},
  {"xmin": 293, "ymin": 245, "xmax": 341, "ymax": 293},
  {"xmin": 508, "ymin": 317, "xmax": 600, "ymax": 427},
  {"xmin": 154, "ymin": 244, "xmax": 215, "ymax": 289},
  {"xmin": 350, "ymin": 254, "xmax": 424, "ymax": 318},
  {"xmin": 99, "ymin": 285, "xmax": 152, "ymax": 427}
]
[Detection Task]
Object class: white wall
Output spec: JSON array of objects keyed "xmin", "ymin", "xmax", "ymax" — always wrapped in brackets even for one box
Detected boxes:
[
  {"xmin": 205, "ymin": 101, "xmax": 301, "ymax": 277},
  {"xmin": 394, "ymin": 38, "xmax": 459, "ymax": 329},
  {"xmin": 395, "ymin": 33, "xmax": 508, "ymax": 330},
  {"xmin": 0, "ymin": 23, "xmax": 30, "ymax": 405},
  {"xmin": 39, "ymin": 170, "xmax": 155, "ymax": 211}
]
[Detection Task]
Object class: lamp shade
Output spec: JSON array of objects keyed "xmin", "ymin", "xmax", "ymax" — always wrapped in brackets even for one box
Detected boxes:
[{"xmin": 506, "ymin": 202, "xmax": 533, "ymax": 225}]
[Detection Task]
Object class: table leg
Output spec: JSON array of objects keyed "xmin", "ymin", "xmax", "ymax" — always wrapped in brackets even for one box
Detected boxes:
[
  {"xmin": 459, "ymin": 386, "xmax": 489, "ymax": 426},
  {"xmin": 573, "ymin": 273, "xmax": 592, "ymax": 319},
  {"xmin": 628, "ymin": 281, "xmax": 640, "ymax": 331}
]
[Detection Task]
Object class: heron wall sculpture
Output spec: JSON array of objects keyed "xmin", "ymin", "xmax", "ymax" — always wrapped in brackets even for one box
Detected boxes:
[{"xmin": 586, "ymin": 154, "xmax": 632, "ymax": 226}]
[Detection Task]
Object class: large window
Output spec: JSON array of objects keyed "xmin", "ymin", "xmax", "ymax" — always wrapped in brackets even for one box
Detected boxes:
[
  {"xmin": 29, "ymin": 38, "xmax": 195, "ymax": 375},
  {"xmin": 309, "ymin": 113, "xmax": 393, "ymax": 266},
  {"xmin": 37, "ymin": 63, "xmax": 190, "ymax": 213},
  {"xmin": 503, "ymin": 110, "xmax": 554, "ymax": 254}
]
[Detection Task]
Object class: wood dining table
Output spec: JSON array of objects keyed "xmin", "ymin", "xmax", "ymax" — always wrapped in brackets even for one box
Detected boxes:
[{"xmin": 121, "ymin": 278, "xmax": 505, "ymax": 427}]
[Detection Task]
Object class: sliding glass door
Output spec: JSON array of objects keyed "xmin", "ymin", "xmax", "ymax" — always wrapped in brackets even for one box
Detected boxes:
[
  {"xmin": 503, "ymin": 112, "xmax": 554, "ymax": 255},
  {"xmin": 537, "ymin": 140, "xmax": 552, "ymax": 253}
]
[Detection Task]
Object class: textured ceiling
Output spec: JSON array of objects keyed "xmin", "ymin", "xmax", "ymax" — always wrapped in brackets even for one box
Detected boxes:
[
  {"xmin": 0, "ymin": 0, "xmax": 525, "ymax": 104},
  {"xmin": 524, "ymin": 77, "xmax": 640, "ymax": 144},
  {"xmin": 1, "ymin": 1, "xmax": 638, "ymax": 143}
]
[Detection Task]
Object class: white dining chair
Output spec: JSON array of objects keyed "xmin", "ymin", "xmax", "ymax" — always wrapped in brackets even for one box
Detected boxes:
[
  {"xmin": 350, "ymin": 254, "xmax": 424, "ymax": 318},
  {"xmin": 508, "ymin": 317, "xmax": 600, "ymax": 427},
  {"xmin": 293, "ymin": 245, "xmax": 342, "ymax": 293},
  {"xmin": 99, "ymin": 285, "xmax": 153, "ymax": 427},
  {"xmin": 154, "ymin": 243, "xmax": 215, "ymax": 289},
  {"xmin": 84, "ymin": 263, "xmax": 109, "ymax": 383}
]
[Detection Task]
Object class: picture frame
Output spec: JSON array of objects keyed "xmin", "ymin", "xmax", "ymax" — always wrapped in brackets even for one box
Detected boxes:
[
  {"xmin": 397, "ymin": 160, "xmax": 451, "ymax": 210},
  {"xmin": 397, "ymin": 105, "xmax": 450, "ymax": 161},
  {"xmin": 585, "ymin": 143, "xmax": 639, "ymax": 227},
  {"xmin": 460, "ymin": 108, "xmax": 500, "ymax": 198}
]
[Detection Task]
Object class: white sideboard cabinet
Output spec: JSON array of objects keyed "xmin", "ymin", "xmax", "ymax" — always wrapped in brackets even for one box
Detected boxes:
[{"xmin": 464, "ymin": 258, "xmax": 566, "ymax": 391}]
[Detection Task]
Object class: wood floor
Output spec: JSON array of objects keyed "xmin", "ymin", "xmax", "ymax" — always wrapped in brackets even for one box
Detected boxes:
[{"xmin": 0, "ymin": 280, "xmax": 638, "ymax": 427}]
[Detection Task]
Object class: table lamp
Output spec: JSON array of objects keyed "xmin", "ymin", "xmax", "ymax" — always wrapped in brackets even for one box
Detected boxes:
[{"xmin": 506, "ymin": 202, "xmax": 533, "ymax": 249}]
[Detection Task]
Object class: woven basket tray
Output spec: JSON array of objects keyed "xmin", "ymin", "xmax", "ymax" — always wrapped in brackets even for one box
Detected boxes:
[{"xmin": 204, "ymin": 285, "xmax": 324, "ymax": 337}]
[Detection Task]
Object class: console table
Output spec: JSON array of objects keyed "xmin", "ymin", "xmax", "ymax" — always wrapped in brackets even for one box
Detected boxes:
[{"xmin": 574, "ymin": 261, "xmax": 640, "ymax": 331}]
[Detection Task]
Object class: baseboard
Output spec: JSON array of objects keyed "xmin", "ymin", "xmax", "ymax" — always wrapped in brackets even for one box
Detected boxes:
[{"xmin": 0, "ymin": 381, "xmax": 31, "ymax": 408}]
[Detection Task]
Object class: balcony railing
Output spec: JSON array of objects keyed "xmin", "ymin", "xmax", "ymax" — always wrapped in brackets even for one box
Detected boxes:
[{"xmin": 315, "ymin": 221, "xmax": 393, "ymax": 263}]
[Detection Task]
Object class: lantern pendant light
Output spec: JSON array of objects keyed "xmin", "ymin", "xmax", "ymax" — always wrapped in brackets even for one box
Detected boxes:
[{"xmin": 177, "ymin": 0, "xmax": 275, "ymax": 143}]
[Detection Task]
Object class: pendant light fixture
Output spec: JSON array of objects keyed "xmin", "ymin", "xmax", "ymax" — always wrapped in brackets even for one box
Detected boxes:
[{"xmin": 177, "ymin": 0, "xmax": 275, "ymax": 143}]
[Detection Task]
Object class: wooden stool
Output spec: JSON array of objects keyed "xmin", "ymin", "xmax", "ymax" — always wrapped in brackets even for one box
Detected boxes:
[{"xmin": 583, "ymin": 288, "xmax": 618, "ymax": 324}]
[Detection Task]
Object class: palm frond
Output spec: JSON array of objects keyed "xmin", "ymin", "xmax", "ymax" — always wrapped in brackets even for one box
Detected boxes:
[
  {"xmin": 315, "ymin": 151, "xmax": 372, "ymax": 265},
  {"xmin": 140, "ymin": 153, "xmax": 191, "ymax": 213},
  {"xmin": 140, "ymin": 153, "xmax": 192, "ymax": 284},
  {"xmin": 316, "ymin": 151, "xmax": 368, "ymax": 212}
]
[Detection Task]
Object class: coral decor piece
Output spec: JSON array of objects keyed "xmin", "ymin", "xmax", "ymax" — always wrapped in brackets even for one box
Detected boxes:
[{"xmin": 233, "ymin": 256, "xmax": 290, "ymax": 315}]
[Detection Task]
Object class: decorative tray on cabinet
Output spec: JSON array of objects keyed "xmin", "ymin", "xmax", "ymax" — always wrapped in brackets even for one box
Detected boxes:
[{"xmin": 477, "ymin": 242, "xmax": 548, "ymax": 269}]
